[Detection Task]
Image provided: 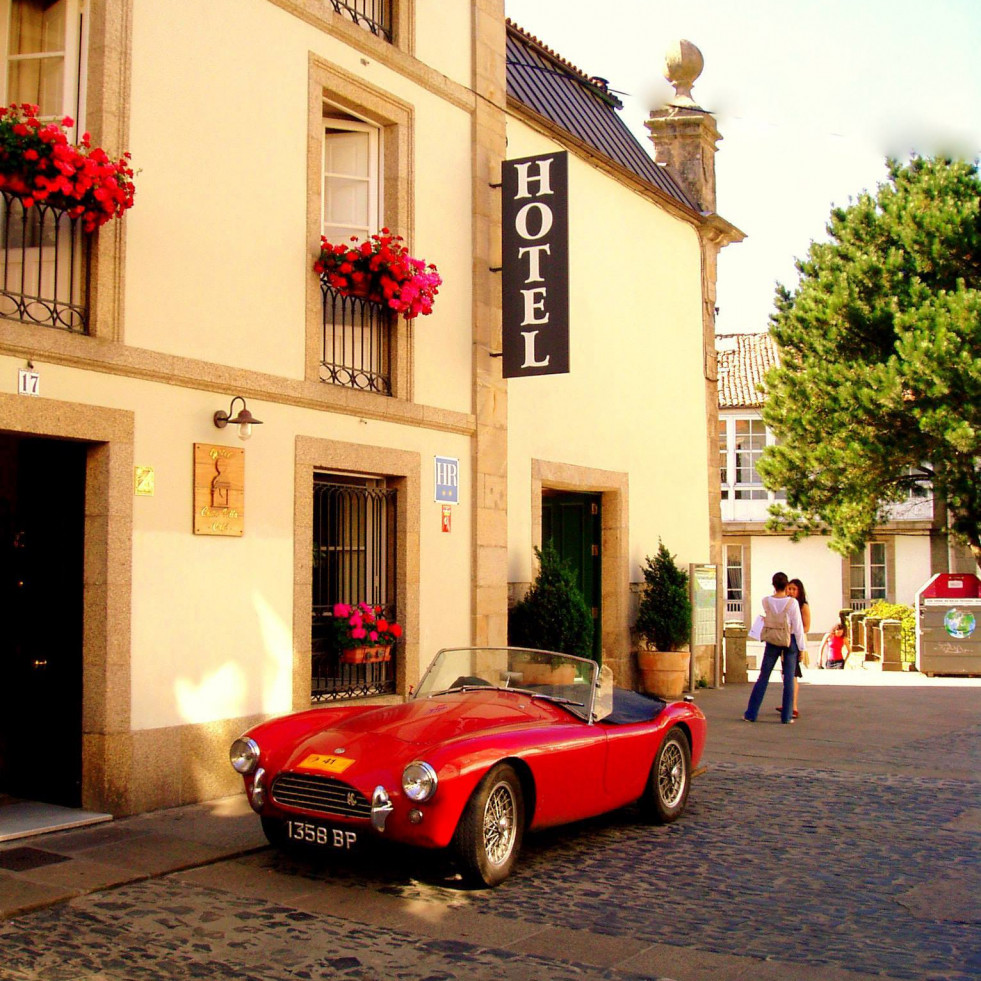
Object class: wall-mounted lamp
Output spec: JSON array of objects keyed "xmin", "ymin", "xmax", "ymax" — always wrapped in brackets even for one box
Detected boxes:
[{"xmin": 213, "ymin": 396, "xmax": 263, "ymax": 441}]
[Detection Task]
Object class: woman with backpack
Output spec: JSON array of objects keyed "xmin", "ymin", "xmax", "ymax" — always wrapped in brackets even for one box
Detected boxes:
[{"xmin": 743, "ymin": 571, "xmax": 807, "ymax": 724}]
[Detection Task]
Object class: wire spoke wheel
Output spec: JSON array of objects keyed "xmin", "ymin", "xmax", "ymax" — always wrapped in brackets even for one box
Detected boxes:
[
  {"xmin": 482, "ymin": 780, "xmax": 517, "ymax": 866},
  {"xmin": 657, "ymin": 738, "xmax": 686, "ymax": 809},
  {"xmin": 641, "ymin": 727, "xmax": 691, "ymax": 824},
  {"xmin": 453, "ymin": 763, "xmax": 525, "ymax": 887}
]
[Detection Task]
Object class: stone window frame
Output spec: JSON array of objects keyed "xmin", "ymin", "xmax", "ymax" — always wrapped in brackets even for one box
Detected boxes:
[
  {"xmin": 306, "ymin": 54, "xmax": 414, "ymax": 399},
  {"xmin": 844, "ymin": 540, "xmax": 893, "ymax": 607},
  {"xmin": 294, "ymin": 435, "xmax": 420, "ymax": 705},
  {"xmin": 267, "ymin": 0, "xmax": 415, "ymax": 56}
]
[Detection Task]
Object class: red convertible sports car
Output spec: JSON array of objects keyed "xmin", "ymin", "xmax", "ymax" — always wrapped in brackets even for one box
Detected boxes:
[{"xmin": 230, "ymin": 647, "xmax": 706, "ymax": 887}]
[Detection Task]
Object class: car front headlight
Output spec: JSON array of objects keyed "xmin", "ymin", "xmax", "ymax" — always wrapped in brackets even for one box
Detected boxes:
[
  {"xmin": 402, "ymin": 761, "xmax": 438, "ymax": 802},
  {"xmin": 230, "ymin": 737, "xmax": 260, "ymax": 775}
]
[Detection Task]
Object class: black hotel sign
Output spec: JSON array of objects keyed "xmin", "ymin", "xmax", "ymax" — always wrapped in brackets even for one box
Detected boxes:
[{"xmin": 501, "ymin": 151, "xmax": 569, "ymax": 378}]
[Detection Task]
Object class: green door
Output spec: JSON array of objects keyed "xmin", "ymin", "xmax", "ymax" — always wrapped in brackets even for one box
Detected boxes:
[{"xmin": 542, "ymin": 492, "xmax": 601, "ymax": 661}]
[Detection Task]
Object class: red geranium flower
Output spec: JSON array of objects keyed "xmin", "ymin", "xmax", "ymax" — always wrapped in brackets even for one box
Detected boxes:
[
  {"xmin": 314, "ymin": 229, "xmax": 441, "ymax": 320},
  {"xmin": 0, "ymin": 102, "xmax": 135, "ymax": 232}
]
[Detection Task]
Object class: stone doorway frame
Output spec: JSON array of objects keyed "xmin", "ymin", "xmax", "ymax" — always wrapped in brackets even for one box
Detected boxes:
[
  {"xmin": 530, "ymin": 459, "xmax": 630, "ymax": 684},
  {"xmin": 0, "ymin": 393, "xmax": 133, "ymax": 814}
]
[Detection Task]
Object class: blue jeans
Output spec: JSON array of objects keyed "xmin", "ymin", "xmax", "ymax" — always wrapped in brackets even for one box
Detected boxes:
[{"xmin": 744, "ymin": 642, "xmax": 799, "ymax": 723}]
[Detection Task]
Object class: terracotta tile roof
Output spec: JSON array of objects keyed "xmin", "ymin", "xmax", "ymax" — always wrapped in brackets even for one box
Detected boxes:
[
  {"xmin": 716, "ymin": 332, "xmax": 779, "ymax": 408},
  {"xmin": 505, "ymin": 20, "xmax": 697, "ymax": 211}
]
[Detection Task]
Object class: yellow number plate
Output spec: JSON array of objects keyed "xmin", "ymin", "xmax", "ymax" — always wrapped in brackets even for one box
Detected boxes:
[{"xmin": 299, "ymin": 753, "xmax": 355, "ymax": 774}]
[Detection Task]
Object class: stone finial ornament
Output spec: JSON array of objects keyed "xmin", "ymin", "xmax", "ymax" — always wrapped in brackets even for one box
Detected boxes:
[{"xmin": 663, "ymin": 39, "xmax": 704, "ymax": 108}]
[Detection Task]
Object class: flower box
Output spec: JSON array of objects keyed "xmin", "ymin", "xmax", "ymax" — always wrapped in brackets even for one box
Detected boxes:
[
  {"xmin": 0, "ymin": 103, "xmax": 135, "ymax": 232},
  {"xmin": 333, "ymin": 603, "xmax": 401, "ymax": 664},
  {"xmin": 314, "ymin": 229, "xmax": 440, "ymax": 320}
]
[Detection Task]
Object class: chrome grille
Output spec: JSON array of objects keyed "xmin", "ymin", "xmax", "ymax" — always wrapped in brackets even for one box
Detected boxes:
[{"xmin": 271, "ymin": 773, "xmax": 371, "ymax": 818}]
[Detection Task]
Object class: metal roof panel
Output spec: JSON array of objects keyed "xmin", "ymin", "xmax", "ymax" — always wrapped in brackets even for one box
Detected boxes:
[{"xmin": 506, "ymin": 23, "xmax": 697, "ymax": 211}]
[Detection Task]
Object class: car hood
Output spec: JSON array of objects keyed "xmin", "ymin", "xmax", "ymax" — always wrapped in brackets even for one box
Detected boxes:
[{"xmin": 281, "ymin": 690, "xmax": 548, "ymax": 776}]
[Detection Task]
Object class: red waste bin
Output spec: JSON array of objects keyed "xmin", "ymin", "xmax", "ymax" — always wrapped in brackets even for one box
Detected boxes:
[{"xmin": 915, "ymin": 573, "xmax": 981, "ymax": 677}]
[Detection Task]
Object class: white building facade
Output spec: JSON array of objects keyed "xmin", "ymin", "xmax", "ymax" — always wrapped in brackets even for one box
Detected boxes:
[{"xmin": 717, "ymin": 332, "xmax": 950, "ymax": 639}]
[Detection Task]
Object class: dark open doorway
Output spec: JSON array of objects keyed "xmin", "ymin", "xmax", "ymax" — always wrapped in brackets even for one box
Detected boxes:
[
  {"xmin": 542, "ymin": 490, "xmax": 602, "ymax": 662},
  {"xmin": 0, "ymin": 434, "xmax": 87, "ymax": 807}
]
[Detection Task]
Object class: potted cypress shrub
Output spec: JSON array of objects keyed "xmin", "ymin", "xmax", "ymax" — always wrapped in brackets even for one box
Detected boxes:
[
  {"xmin": 635, "ymin": 541, "xmax": 692, "ymax": 699},
  {"xmin": 508, "ymin": 542, "xmax": 593, "ymax": 682}
]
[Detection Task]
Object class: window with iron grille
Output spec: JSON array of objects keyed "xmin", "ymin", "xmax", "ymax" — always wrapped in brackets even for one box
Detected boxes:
[
  {"xmin": 849, "ymin": 542, "xmax": 887, "ymax": 608},
  {"xmin": 319, "ymin": 116, "xmax": 394, "ymax": 394},
  {"xmin": 329, "ymin": 0, "xmax": 393, "ymax": 42},
  {"xmin": 1, "ymin": 0, "xmax": 89, "ymax": 331},
  {"xmin": 312, "ymin": 475, "xmax": 397, "ymax": 700},
  {"xmin": 320, "ymin": 285, "xmax": 393, "ymax": 394},
  {"xmin": 724, "ymin": 544, "xmax": 743, "ymax": 616},
  {"xmin": 0, "ymin": 193, "xmax": 88, "ymax": 330}
]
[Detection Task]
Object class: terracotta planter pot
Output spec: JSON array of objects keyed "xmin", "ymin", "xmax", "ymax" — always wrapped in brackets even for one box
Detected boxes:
[
  {"xmin": 515, "ymin": 661, "xmax": 576, "ymax": 686},
  {"xmin": 366, "ymin": 645, "xmax": 392, "ymax": 663},
  {"xmin": 549, "ymin": 664, "xmax": 576, "ymax": 685},
  {"xmin": 638, "ymin": 649, "xmax": 690, "ymax": 700},
  {"xmin": 340, "ymin": 646, "xmax": 369, "ymax": 664},
  {"xmin": 344, "ymin": 278, "xmax": 374, "ymax": 299}
]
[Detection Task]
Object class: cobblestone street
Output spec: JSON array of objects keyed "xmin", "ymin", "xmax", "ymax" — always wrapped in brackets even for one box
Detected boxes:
[{"xmin": 1, "ymin": 676, "xmax": 978, "ymax": 981}]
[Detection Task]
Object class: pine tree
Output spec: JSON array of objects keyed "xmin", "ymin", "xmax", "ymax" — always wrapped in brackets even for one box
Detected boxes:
[
  {"xmin": 507, "ymin": 543, "xmax": 593, "ymax": 659},
  {"xmin": 635, "ymin": 541, "xmax": 692, "ymax": 652},
  {"xmin": 759, "ymin": 155, "xmax": 981, "ymax": 567}
]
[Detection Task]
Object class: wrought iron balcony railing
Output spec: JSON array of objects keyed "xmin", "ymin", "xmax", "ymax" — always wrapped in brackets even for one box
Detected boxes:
[
  {"xmin": 321, "ymin": 281, "xmax": 394, "ymax": 395},
  {"xmin": 0, "ymin": 191, "xmax": 88, "ymax": 332},
  {"xmin": 311, "ymin": 608, "xmax": 397, "ymax": 701},
  {"xmin": 329, "ymin": 0, "xmax": 392, "ymax": 41}
]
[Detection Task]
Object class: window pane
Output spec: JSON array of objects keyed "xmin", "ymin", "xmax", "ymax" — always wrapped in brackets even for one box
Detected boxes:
[
  {"xmin": 8, "ymin": 0, "xmax": 66, "ymax": 117},
  {"xmin": 323, "ymin": 221, "xmax": 368, "ymax": 245},
  {"xmin": 325, "ymin": 177, "xmax": 370, "ymax": 229},
  {"xmin": 7, "ymin": 57, "xmax": 64, "ymax": 115},
  {"xmin": 849, "ymin": 556, "xmax": 865, "ymax": 599},
  {"xmin": 719, "ymin": 420, "xmax": 727, "ymax": 490},
  {"xmin": 324, "ymin": 130, "xmax": 369, "ymax": 178},
  {"xmin": 725, "ymin": 546, "xmax": 742, "ymax": 600},
  {"xmin": 869, "ymin": 543, "xmax": 886, "ymax": 597},
  {"xmin": 323, "ymin": 126, "xmax": 377, "ymax": 242},
  {"xmin": 10, "ymin": 0, "xmax": 66, "ymax": 55}
]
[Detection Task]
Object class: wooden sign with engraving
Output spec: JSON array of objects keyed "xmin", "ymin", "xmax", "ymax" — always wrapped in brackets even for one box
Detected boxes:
[{"xmin": 193, "ymin": 443, "xmax": 245, "ymax": 536}]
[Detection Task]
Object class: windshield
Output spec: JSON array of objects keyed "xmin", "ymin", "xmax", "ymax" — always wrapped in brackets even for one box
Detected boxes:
[{"xmin": 413, "ymin": 647, "xmax": 598, "ymax": 722}]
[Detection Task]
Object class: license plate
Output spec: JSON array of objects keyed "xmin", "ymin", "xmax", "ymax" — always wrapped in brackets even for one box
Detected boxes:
[
  {"xmin": 285, "ymin": 819, "xmax": 358, "ymax": 850},
  {"xmin": 299, "ymin": 753, "xmax": 355, "ymax": 775}
]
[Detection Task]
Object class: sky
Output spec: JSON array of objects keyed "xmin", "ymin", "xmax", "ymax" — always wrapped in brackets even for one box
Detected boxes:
[{"xmin": 503, "ymin": 0, "xmax": 981, "ymax": 335}]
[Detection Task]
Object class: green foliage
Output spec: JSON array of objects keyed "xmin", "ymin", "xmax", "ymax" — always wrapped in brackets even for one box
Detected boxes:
[
  {"xmin": 508, "ymin": 543, "xmax": 593, "ymax": 659},
  {"xmin": 759, "ymin": 156, "xmax": 981, "ymax": 567},
  {"xmin": 859, "ymin": 600, "xmax": 916, "ymax": 663},
  {"xmin": 635, "ymin": 541, "xmax": 692, "ymax": 651}
]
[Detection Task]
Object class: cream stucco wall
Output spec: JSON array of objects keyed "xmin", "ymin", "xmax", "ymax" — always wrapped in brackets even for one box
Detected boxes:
[
  {"xmin": 744, "ymin": 533, "xmax": 935, "ymax": 641},
  {"xmin": 504, "ymin": 118, "xmax": 711, "ymax": 583},
  {"xmin": 749, "ymin": 536, "xmax": 844, "ymax": 639},
  {"xmin": 124, "ymin": 0, "xmax": 474, "ymax": 415},
  {"xmin": 0, "ymin": 0, "xmax": 496, "ymax": 815},
  {"xmin": 414, "ymin": 0, "xmax": 472, "ymax": 87},
  {"xmin": 894, "ymin": 535, "xmax": 934, "ymax": 605},
  {"xmin": 0, "ymin": 356, "xmax": 473, "ymax": 731}
]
